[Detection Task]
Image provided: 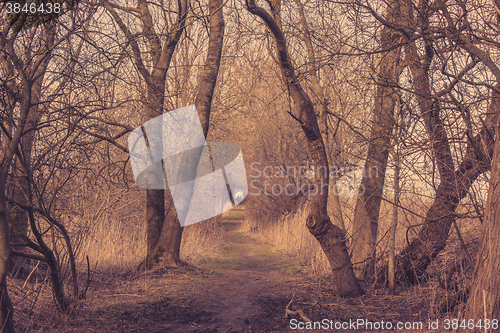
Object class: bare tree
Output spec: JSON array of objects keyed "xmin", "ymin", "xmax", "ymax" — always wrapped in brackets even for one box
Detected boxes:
[
  {"xmin": 146, "ymin": 0, "xmax": 225, "ymax": 268},
  {"xmin": 0, "ymin": 15, "xmax": 60, "ymax": 333},
  {"xmin": 464, "ymin": 88, "xmax": 500, "ymax": 322},
  {"xmin": 246, "ymin": 0, "xmax": 363, "ymax": 296},
  {"xmin": 103, "ymin": 0, "xmax": 188, "ymax": 268},
  {"xmin": 350, "ymin": 0, "xmax": 404, "ymax": 279},
  {"xmin": 295, "ymin": 0, "xmax": 346, "ymax": 234},
  {"xmin": 389, "ymin": 0, "xmax": 500, "ymax": 284}
]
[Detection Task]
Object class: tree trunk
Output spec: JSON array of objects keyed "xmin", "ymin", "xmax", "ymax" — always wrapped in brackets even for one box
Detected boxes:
[
  {"xmin": 9, "ymin": 67, "xmax": 49, "ymax": 278},
  {"xmin": 0, "ymin": 20, "xmax": 54, "ymax": 330},
  {"xmin": 295, "ymin": 0, "xmax": 346, "ymax": 234},
  {"xmin": 105, "ymin": 0, "xmax": 189, "ymax": 269},
  {"xmin": 0, "ymin": 190, "xmax": 16, "ymax": 333},
  {"xmin": 387, "ymin": 0, "xmax": 500, "ymax": 286},
  {"xmin": 389, "ymin": 3, "xmax": 498, "ymax": 281},
  {"xmin": 140, "ymin": 0, "xmax": 223, "ymax": 269},
  {"xmin": 464, "ymin": 109, "xmax": 500, "ymax": 323},
  {"xmin": 246, "ymin": 0, "xmax": 363, "ymax": 297},
  {"xmin": 350, "ymin": 0, "xmax": 404, "ymax": 279},
  {"xmin": 392, "ymin": 92, "xmax": 497, "ymax": 284},
  {"xmin": 388, "ymin": 120, "xmax": 401, "ymax": 295}
]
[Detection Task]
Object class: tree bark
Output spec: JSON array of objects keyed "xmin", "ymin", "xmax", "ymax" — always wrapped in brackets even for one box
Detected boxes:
[
  {"xmin": 350, "ymin": 0, "xmax": 404, "ymax": 279},
  {"xmin": 0, "ymin": 60, "xmax": 30, "ymax": 333},
  {"xmin": 464, "ymin": 106, "xmax": 500, "ymax": 323},
  {"xmin": 246, "ymin": 0, "xmax": 363, "ymax": 297},
  {"xmin": 0, "ymin": 191, "xmax": 16, "ymax": 333},
  {"xmin": 138, "ymin": 0, "xmax": 224, "ymax": 269},
  {"xmin": 105, "ymin": 0, "xmax": 188, "ymax": 269},
  {"xmin": 295, "ymin": 0, "xmax": 346, "ymax": 234},
  {"xmin": 392, "ymin": 91, "xmax": 498, "ymax": 285},
  {"xmin": 388, "ymin": 124, "xmax": 401, "ymax": 295},
  {"xmin": 9, "ymin": 36, "xmax": 54, "ymax": 278},
  {"xmin": 0, "ymin": 20, "xmax": 57, "ymax": 331}
]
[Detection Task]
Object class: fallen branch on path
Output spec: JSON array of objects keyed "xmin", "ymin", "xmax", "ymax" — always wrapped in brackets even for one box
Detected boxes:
[{"xmin": 285, "ymin": 293, "xmax": 312, "ymax": 322}]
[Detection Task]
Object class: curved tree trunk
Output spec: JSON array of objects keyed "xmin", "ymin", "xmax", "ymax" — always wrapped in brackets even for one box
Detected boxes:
[
  {"xmin": 350, "ymin": 0, "xmax": 404, "ymax": 280},
  {"xmin": 246, "ymin": 0, "xmax": 363, "ymax": 297},
  {"xmin": 387, "ymin": 0, "xmax": 500, "ymax": 287},
  {"xmin": 296, "ymin": 0, "xmax": 346, "ymax": 234},
  {"xmin": 392, "ymin": 91, "xmax": 497, "ymax": 285},
  {"xmin": 387, "ymin": 1, "xmax": 498, "ymax": 284}
]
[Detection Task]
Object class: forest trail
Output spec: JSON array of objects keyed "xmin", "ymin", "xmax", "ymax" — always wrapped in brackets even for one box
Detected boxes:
[
  {"xmin": 160, "ymin": 205, "xmax": 302, "ymax": 332},
  {"xmin": 26, "ymin": 206, "xmax": 439, "ymax": 333},
  {"xmin": 46, "ymin": 206, "xmax": 305, "ymax": 333}
]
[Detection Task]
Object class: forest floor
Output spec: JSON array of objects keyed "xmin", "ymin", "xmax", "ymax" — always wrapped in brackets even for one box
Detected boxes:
[{"xmin": 15, "ymin": 206, "xmax": 458, "ymax": 332}]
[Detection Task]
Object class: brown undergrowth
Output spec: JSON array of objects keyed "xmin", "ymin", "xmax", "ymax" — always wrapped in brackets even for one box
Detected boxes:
[{"xmin": 9, "ymin": 204, "xmax": 474, "ymax": 332}]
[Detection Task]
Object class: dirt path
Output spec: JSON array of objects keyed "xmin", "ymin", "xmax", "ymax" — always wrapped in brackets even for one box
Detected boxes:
[
  {"xmin": 24, "ymin": 207, "xmax": 439, "ymax": 332},
  {"xmin": 39, "ymin": 207, "xmax": 302, "ymax": 333},
  {"xmin": 165, "ymin": 207, "xmax": 299, "ymax": 332}
]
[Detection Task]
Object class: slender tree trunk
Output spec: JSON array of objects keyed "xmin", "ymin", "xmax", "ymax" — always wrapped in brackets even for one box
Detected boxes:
[
  {"xmin": 350, "ymin": 0, "xmax": 404, "ymax": 279},
  {"xmin": 9, "ymin": 167, "xmax": 29, "ymax": 277},
  {"xmin": 464, "ymin": 110, "xmax": 500, "ymax": 323},
  {"xmin": 388, "ymin": 132, "xmax": 400, "ymax": 295},
  {"xmin": 0, "ymin": 189, "xmax": 15, "ymax": 333},
  {"xmin": 246, "ymin": 0, "xmax": 363, "ymax": 296},
  {"xmin": 141, "ymin": 0, "xmax": 224, "ymax": 269},
  {"xmin": 195, "ymin": 0, "xmax": 224, "ymax": 135},
  {"xmin": 295, "ymin": 0, "xmax": 346, "ymax": 234}
]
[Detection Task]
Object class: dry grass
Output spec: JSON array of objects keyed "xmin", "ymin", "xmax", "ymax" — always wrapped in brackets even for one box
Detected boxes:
[
  {"xmin": 180, "ymin": 217, "xmax": 225, "ymax": 266},
  {"xmin": 75, "ymin": 213, "xmax": 224, "ymax": 272},
  {"xmin": 10, "ymin": 214, "xmax": 225, "ymax": 332},
  {"xmin": 246, "ymin": 195, "xmax": 482, "ymax": 286},
  {"xmin": 75, "ymin": 215, "xmax": 147, "ymax": 271},
  {"xmin": 246, "ymin": 202, "xmax": 332, "ymax": 276}
]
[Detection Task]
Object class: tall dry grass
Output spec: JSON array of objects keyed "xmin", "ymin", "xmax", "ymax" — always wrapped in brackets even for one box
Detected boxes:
[
  {"xmin": 247, "ymin": 202, "xmax": 332, "ymax": 276},
  {"xmin": 75, "ymin": 214, "xmax": 146, "ymax": 271},
  {"xmin": 76, "ymin": 211, "xmax": 224, "ymax": 272},
  {"xmin": 180, "ymin": 217, "xmax": 225, "ymax": 265}
]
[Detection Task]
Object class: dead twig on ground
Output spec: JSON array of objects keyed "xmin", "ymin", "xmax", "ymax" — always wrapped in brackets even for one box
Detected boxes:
[{"xmin": 285, "ymin": 292, "xmax": 312, "ymax": 322}]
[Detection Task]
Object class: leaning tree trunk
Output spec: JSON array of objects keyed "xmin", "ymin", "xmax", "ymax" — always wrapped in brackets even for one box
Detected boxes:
[
  {"xmin": 350, "ymin": 0, "xmax": 404, "ymax": 280},
  {"xmin": 390, "ymin": 0, "xmax": 500, "ymax": 286},
  {"xmin": 246, "ymin": 0, "xmax": 363, "ymax": 297},
  {"xmin": 464, "ymin": 109, "xmax": 500, "ymax": 323},
  {"xmin": 389, "ymin": 2, "xmax": 498, "ymax": 283},
  {"xmin": 391, "ymin": 90, "xmax": 498, "ymax": 285}
]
